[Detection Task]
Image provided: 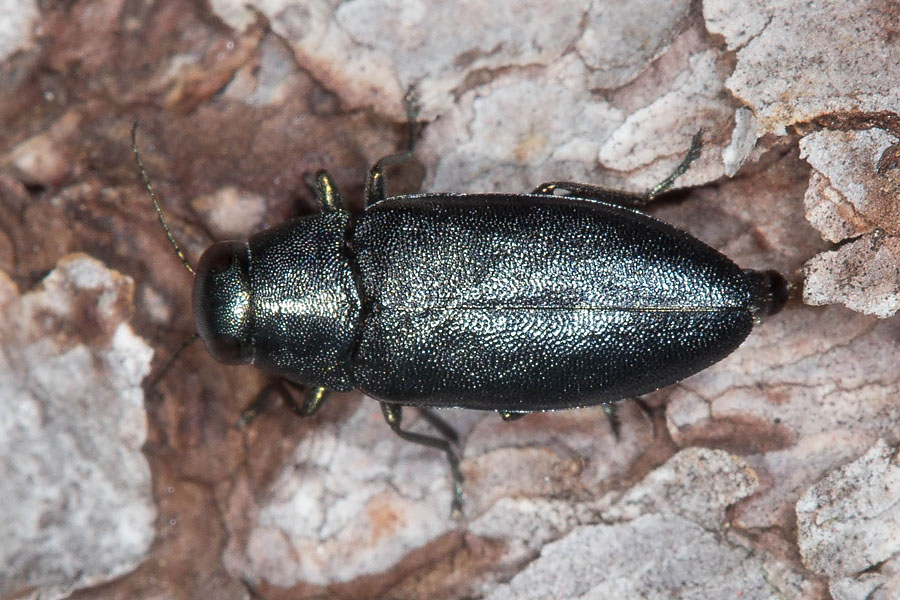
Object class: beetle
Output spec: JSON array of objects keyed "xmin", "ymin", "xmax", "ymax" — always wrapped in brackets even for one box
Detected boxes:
[{"xmin": 133, "ymin": 101, "xmax": 788, "ymax": 515}]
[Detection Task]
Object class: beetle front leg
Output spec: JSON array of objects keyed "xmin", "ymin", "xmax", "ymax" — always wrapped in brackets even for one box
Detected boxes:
[
  {"xmin": 532, "ymin": 130, "xmax": 704, "ymax": 206},
  {"xmin": 310, "ymin": 170, "xmax": 345, "ymax": 212},
  {"xmin": 380, "ymin": 402, "xmax": 465, "ymax": 517},
  {"xmin": 236, "ymin": 381, "xmax": 330, "ymax": 427},
  {"xmin": 364, "ymin": 87, "xmax": 422, "ymax": 206},
  {"xmin": 293, "ymin": 385, "xmax": 331, "ymax": 417},
  {"xmin": 145, "ymin": 333, "xmax": 200, "ymax": 399}
]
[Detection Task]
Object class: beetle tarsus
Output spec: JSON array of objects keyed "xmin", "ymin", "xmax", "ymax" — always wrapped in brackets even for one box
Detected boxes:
[
  {"xmin": 402, "ymin": 84, "xmax": 421, "ymax": 152},
  {"xmin": 380, "ymin": 402, "xmax": 465, "ymax": 516},
  {"xmin": 236, "ymin": 398, "xmax": 268, "ymax": 429},
  {"xmin": 145, "ymin": 333, "xmax": 199, "ymax": 400},
  {"xmin": 646, "ymin": 129, "xmax": 704, "ymax": 200},
  {"xmin": 236, "ymin": 382, "xmax": 283, "ymax": 428}
]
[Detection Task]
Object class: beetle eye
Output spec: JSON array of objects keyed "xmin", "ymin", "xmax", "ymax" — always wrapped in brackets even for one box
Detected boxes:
[
  {"xmin": 199, "ymin": 243, "xmax": 237, "ymax": 275},
  {"xmin": 204, "ymin": 332, "xmax": 243, "ymax": 363}
]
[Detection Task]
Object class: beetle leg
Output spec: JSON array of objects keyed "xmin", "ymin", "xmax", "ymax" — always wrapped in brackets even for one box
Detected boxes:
[
  {"xmin": 499, "ymin": 411, "xmax": 526, "ymax": 422},
  {"xmin": 646, "ymin": 130, "xmax": 704, "ymax": 200},
  {"xmin": 310, "ymin": 170, "xmax": 344, "ymax": 212},
  {"xmin": 296, "ymin": 385, "xmax": 331, "ymax": 417},
  {"xmin": 276, "ymin": 382, "xmax": 331, "ymax": 418},
  {"xmin": 630, "ymin": 397, "xmax": 657, "ymax": 439},
  {"xmin": 602, "ymin": 398, "xmax": 657, "ymax": 441},
  {"xmin": 145, "ymin": 333, "xmax": 200, "ymax": 399},
  {"xmin": 531, "ymin": 181, "xmax": 648, "ymax": 206},
  {"xmin": 601, "ymin": 403, "xmax": 622, "ymax": 440},
  {"xmin": 237, "ymin": 384, "xmax": 279, "ymax": 428},
  {"xmin": 364, "ymin": 86, "xmax": 422, "ymax": 206},
  {"xmin": 418, "ymin": 407, "xmax": 460, "ymax": 444},
  {"xmin": 380, "ymin": 402, "xmax": 465, "ymax": 517},
  {"xmin": 236, "ymin": 381, "xmax": 330, "ymax": 427},
  {"xmin": 532, "ymin": 130, "xmax": 704, "ymax": 206}
]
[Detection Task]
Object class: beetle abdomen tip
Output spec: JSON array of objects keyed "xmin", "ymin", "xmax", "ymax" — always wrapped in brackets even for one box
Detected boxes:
[{"xmin": 745, "ymin": 269, "xmax": 789, "ymax": 318}]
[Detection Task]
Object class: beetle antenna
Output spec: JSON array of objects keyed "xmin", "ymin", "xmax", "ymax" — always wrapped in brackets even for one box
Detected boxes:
[{"xmin": 131, "ymin": 122, "xmax": 196, "ymax": 275}]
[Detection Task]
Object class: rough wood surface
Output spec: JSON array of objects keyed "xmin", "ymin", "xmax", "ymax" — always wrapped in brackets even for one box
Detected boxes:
[{"xmin": 1, "ymin": 1, "xmax": 898, "ymax": 599}]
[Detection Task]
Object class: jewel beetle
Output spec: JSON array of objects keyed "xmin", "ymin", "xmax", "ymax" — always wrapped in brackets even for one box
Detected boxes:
[{"xmin": 133, "ymin": 103, "xmax": 788, "ymax": 515}]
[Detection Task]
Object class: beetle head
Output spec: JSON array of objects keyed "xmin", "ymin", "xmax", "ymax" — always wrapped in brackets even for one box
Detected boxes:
[{"xmin": 193, "ymin": 241, "xmax": 253, "ymax": 365}]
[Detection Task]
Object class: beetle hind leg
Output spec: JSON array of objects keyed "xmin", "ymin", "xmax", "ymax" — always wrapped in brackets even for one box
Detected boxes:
[
  {"xmin": 531, "ymin": 181, "xmax": 648, "ymax": 207},
  {"xmin": 532, "ymin": 130, "xmax": 704, "ymax": 206},
  {"xmin": 380, "ymin": 402, "xmax": 465, "ymax": 517},
  {"xmin": 646, "ymin": 129, "xmax": 704, "ymax": 200},
  {"xmin": 365, "ymin": 86, "xmax": 422, "ymax": 206}
]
